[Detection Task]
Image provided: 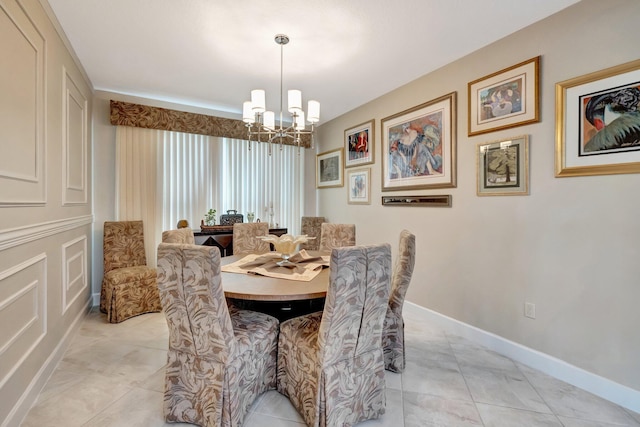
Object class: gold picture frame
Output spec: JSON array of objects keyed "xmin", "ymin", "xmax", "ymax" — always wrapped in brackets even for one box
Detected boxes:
[
  {"xmin": 345, "ymin": 119, "xmax": 375, "ymax": 168},
  {"xmin": 347, "ymin": 168, "xmax": 371, "ymax": 205},
  {"xmin": 468, "ymin": 56, "xmax": 540, "ymax": 136},
  {"xmin": 381, "ymin": 92, "xmax": 457, "ymax": 191},
  {"xmin": 477, "ymin": 135, "xmax": 529, "ymax": 196},
  {"xmin": 555, "ymin": 58, "xmax": 640, "ymax": 177},
  {"xmin": 316, "ymin": 148, "xmax": 344, "ymax": 188}
]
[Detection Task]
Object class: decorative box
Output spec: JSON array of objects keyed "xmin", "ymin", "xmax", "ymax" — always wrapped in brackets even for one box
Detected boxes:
[{"xmin": 219, "ymin": 209, "xmax": 244, "ymax": 226}]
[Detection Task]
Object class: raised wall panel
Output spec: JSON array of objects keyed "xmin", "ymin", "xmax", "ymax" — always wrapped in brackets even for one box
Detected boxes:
[
  {"xmin": 0, "ymin": 254, "xmax": 46, "ymax": 389},
  {"xmin": 61, "ymin": 235, "xmax": 87, "ymax": 313},
  {"xmin": 0, "ymin": 1, "xmax": 45, "ymax": 206},
  {"xmin": 62, "ymin": 68, "xmax": 87, "ymax": 205}
]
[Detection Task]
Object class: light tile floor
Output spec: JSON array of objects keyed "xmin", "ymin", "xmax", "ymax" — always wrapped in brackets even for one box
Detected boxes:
[{"xmin": 21, "ymin": 305, "xmax": 640, "ymax": 427}]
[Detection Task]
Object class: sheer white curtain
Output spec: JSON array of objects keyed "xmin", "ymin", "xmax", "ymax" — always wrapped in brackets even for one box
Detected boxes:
[
  {"xmin": 219, "ymin": 139, "xmax": 305, "ymax": 234},
  {"xmin": 160, "ymin": 131, "xmax": 222, "ymax": 231},
  {"xmin": 115, "ymin": 127, "xmax": 305, "ymax": 266},
  {"xmin": 115, "ymin": 126, "xmax": 162, "ymax": 266}
]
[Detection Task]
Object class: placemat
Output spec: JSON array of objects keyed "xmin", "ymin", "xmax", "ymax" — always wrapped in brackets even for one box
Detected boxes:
[{"xmin": 222, "ymin": 250, "xmax": 330, "ymax": 282}]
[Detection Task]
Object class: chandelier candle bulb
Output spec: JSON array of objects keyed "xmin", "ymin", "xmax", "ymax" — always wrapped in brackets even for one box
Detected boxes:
[
  {"xmin": 251, "ymin": 89, "xmax": 266, "ymax": 113},
  {"xmin": 295, "ymin": 112, "xmax": 305, "ymax": 130},
  {"xmin": 288, "ymin": 90, "xmax": 302, "ymax": 113},
  {"xmin": 307, "ymin": 100, "xmax": 320, "ymax": 123},
  {"xmin": 264, "ymin": 111, "xmax": 275, "ymax": 130},
  {"xmin": 243, "ymin": 101, "xmax": 255, "ymax": 123}
]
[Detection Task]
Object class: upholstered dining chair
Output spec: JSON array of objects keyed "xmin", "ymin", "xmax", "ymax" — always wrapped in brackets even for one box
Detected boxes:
[
  {"xmin": 157, "ymin": 243, "xmax": 279, "ymax": 427},
  {"xmin": 233, "ymin": 222, "xmax": 270, "ymax": 255},
  {"xmin": 277, "ymin": 243, "xmax": 391, "ymax": 427},
  {"xmin": 299, "ymin": 216, "xmax": 325, "ymax": 251},
  {"xmin": 161, "ymin": 227, "xmax": 195, "ymax": 244},
  {"xmin": 382, "ymin": 230, "xmax": 416, "ymax": 373},
  {"xmin": 100, "ymin": 221, "xmax": 161, "ymax": 323},
  {"xmin": 318, "ymin": 223, "xmax": 356, "ymax": 252}
]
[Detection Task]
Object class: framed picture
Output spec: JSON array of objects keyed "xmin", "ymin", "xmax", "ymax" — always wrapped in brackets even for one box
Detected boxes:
[
  {"xmin": 345, "ymin": 119, "xmax": 375, "ymax": 168},
  {"xmin": 468, "ymin": 56, "xmax": 540, "ymax": 136},
  {"xmin": 555, "ymin": 59, "xmax": 640, "ymax": 177},
  {"xmin": 477, "ymin": 135, "xmax": 529, "ymax": 196},
  {"xmin": 381, "ymin": 92, "xmax": 457, "ymax": 191},
  {"xmin": 347, "ymin": 168, "xmax": 371, "ymax": 204},
  {"xmin": 316, "ymin": 148, "xmax": 344, "ymax": 188}
]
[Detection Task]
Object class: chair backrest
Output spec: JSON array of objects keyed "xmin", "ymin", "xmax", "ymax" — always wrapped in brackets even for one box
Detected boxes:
[
  {"xmin": 389, "ymin": 230, "xmax": 416, "ymax": 318},
  {"xmin": 103, "ymin": 221, "xmax": 147, "ymax": 274},
  {"xmin": 162, "ymin": 228, "xmax": 195, "ymax": 244},
  {"xmin": 319, "ymin": 223, "xmax": 356, "ymax": 252},
  {"xmin": 157, "ymin": 243, "xmax": 236, "ymax": 362},
  {"xmin": 318, "ymin": 243, "xmax": 391, "ymax": 366},
  {"xmin": 300, "ymin": 216, "xmax": 325, "ymax": 251},
  {"xmin": 233, "ymin": 222, "xmax": 270, "ymax": 255}
]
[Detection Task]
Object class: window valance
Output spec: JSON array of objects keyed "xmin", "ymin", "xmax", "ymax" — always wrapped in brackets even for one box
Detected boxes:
[{"xmin": 109, "ymin": 100, "xmax": 311, "ymax": 148}]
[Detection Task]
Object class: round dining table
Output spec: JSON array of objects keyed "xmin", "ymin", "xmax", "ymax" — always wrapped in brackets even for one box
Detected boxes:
[{"xmin": 220, "ymin": 253, "xmax": 330, "ymax": 301}]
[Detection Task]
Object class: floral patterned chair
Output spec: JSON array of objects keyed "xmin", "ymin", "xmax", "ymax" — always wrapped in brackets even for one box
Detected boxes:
[
  {"xmin": 382, "ymin": 230, "xmax": 416, "ymax": 373},
  {"xmin": 299, "ymin": 216, "xmax": 326, "ymax": 251},
  {"xmin": 277, "ymin": 243, "xmax": 391, "ymax": 427},
  {"xmin": 157, "ymin": 243, "xmax": 279, "ymax": 427},
  {"xmin": 100, "ymin": 221, "xmax": 161, "ymax": 323},
  {"xmin": 232, "ymin": 222, "xmax": 270, "ymax": 255},
  {"xmin": 318, "ymin": 223, "xmax": 356, "ymax": 252},
  {"xmin": 161, "ymin": 228, "xmax": 195, "ymax": 244}
]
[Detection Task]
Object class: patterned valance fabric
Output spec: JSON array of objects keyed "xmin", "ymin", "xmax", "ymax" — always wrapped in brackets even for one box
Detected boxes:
[{"xmin": 110, "ymin": 100, "xmax": 311, "ymax": 148}]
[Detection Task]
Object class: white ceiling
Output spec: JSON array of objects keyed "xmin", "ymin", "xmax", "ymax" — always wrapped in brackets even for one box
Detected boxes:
[{"xmin": 46, "ymin": 0, "xmax": 580, "ymax": 123}]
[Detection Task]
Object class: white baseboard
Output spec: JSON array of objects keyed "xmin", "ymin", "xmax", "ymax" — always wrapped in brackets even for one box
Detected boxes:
[
  {"xmin": 92, "ymin": 292, "xmax": 100, "ymax": 307},
  {"xmin": 404, "ymin": 302, "xmax": 640, "ymax": 414}
]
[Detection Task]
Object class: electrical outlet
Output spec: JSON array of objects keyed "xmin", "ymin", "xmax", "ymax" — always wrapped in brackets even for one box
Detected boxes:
[{"xmin": 524, "ymin": 302, "xmax": 536, "ymax": 319}]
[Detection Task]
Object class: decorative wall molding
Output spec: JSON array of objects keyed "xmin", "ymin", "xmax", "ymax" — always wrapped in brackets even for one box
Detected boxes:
[
  {"xmin": 2, "ymin": 297, "xmax": 89, "ymax": 427},
  {"xmin": 62, "ymin": 67, "xmax": 88, "ymax": 206},
  {"xmin": 61, "ymin": 235, "xmax": 88, "ymax": 314},
  {"xmin": 0, "ymin": 215, "xmax": 92, "ymax": 252},
  {"xmin": 0, "ymin": 1, "xmax": 46, "ymax": 206},
  {"xmin": 0, "ymin": 253, "xmax": 47, "ymax": 389},
  {"xmin": 405, "ymin": 302, "xmax": 640, "ymax": 414},
  {"xmin": 109, "ymin": 100, "xmax": 312, "ymax": 148}
]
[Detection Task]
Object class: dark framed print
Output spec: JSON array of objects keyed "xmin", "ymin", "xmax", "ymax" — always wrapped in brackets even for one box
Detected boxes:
[
  {"xmin": 477, "ymin": 135, "xmax": 529, "ymax": 196},
  {"xmin": 345, "ymin": 119, "xmax": 374, "ymax": 168},
  {"xmin": 347, "ymin": 168, "xmax": 371, "ymax": 204},
  {"xmin": 555, "ymin": 59, "xmax": 640, "ymax": 177},
  {"xmin": 381, "ymin": 92, "xmax": 457, "ymax": 191},
  {"xmin": 316, "ymin": 148, "xmax": 344, "ymax": 188},
  {"xmin": 468, "ymin": 56, "xmax": 540, "ymax": 136}
]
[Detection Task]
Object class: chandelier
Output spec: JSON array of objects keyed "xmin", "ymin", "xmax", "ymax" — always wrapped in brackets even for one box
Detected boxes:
[{"xmin": 242, "ymin": 34, "xmax": 319, "ymax": 154}]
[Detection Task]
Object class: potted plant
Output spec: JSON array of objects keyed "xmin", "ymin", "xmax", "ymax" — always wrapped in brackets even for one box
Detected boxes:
[{"xmin": 204, "ymin": 209, "xmax": 217, "ymax": 226}]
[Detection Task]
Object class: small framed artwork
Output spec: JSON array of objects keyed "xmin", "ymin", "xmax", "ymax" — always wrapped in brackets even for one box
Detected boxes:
[
  {"xmin": 316, "ymin": 148, "xmax": 344, "ymax": 188},
  {"xmin": 345, "ymin": 119, "xmax": 375, "ymax": 168},
  {"xmin": 555, "ymin": 58, "xmax": 640, "ymax": 177},
  {"xmin": 477, "ymin": 135, "xmax": 529, "ymax": 196},
  {"xmin": 381, "ymin": 92, "xmax": 457, "ymax": 191},
  {"xmin": 468, "ymin": 56, "xmax": 540, "ymax": 136},
  {"xmin": 347, "ymin": 168, "xmax": 371, "ymax": 204}
]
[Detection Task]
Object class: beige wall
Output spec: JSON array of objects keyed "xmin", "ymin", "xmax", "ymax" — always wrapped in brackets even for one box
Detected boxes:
[
  {"xmin": 0, "ymin": 0, "xmax": 94, "ymax": 424},
  {"xmin": 6, "ymin": 0, "xmax": 637, "ymax": 422},
  {"xmin": 311, "ymin": 0, "xmax": 640, "ymax": 394}
]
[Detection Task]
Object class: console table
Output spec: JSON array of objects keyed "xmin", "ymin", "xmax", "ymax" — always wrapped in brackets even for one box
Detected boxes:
[{"xmin": 194, "ymin": 227, "xmax": 287, "ymax": 257}]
